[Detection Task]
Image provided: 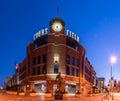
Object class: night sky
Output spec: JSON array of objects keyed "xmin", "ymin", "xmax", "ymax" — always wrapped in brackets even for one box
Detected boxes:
[{"xmin": 0, "ymin": 0, "xmax": 120, "ymax": 87}]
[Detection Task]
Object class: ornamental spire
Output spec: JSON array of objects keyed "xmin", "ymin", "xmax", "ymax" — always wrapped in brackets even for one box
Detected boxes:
[{"xmin": 57, "ymin": 0, "xmax": 60, "ymax": 17}]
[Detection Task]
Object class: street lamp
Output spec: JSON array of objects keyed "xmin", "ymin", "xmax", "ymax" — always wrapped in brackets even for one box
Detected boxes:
[
  {"xmin": 109, "ymin": 56, "xmax": 117, "ymax": 92},
  {"xmin": 110, "ymin": 56, "xmax": 117, "ymax": 80}
]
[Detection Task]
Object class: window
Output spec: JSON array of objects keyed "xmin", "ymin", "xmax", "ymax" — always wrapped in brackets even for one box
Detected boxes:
[
  {"xmin": 85, "ymin": 66, "xmax": 90, "ymax": 75},
  {"xmin": 76, "ymin": 69, "xmax": 79, "ymax": 77},
  {"xmin": 54, "ymin": 56, "xmax": 59, "ymax": 63},
  {"xmin": 76, "ymin": 59, "xmax": 79, "ymax": 67},
  {"xmin": 54, "ymin": 65, "xmax": 59, "ymax": 73},
  {"xmin": 66, "ymin": 55, "xmax": 70, "ymax": 64},
  {"xmin": 75, "ymin": 46, "xmax": 78, "ymax": 51},
  {"xmin": 42, "ymin": 54, "xmax": 47, "ymax": 63},
  {"xmin": 37, "ymin": 66, "xmax": 40, "ymax": 75},
  {"xmin": 33, "ymin": 57, "xmax": 36, "ymax": 65},
  {"xmin": 85, "ymin": 75, "xmax": 90, "ymax": 82},
  {"xmin": 66, "ymin": 66, "xmax": 70, "ymax": 75},
  {"xmin": 38, "ymin": 56, "xmax": 40, "ymax": 64},
  {"xmin": 33, "ymin": 68, "xmax": 36, "ymax": 75},
  {"xmin": 72, "ymin": 57, "xmax": 75, "ymax": 65},
  {"xmin": 72, "ymin": 68, "xmax": 75, "ymax": 76},
  {"xmin": 34, "ymin": 44, "xmax": 38, "ymax": 48},
  {"xmin": 42, "ymin": 65, "xmax": 46, "ymax": 74}
]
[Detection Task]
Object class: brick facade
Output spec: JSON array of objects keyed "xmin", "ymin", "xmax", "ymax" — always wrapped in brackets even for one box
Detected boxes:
[{"xmin": 5, "ymin": 18, "xmax": 96, "ymax": 95}]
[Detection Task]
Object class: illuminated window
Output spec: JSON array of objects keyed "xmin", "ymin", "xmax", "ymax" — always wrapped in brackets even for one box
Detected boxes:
[
  {"xmin": 66, "ymin": 66, "xmax": 70, "ymax": 75},
  {"xmin": 54, "ymin": 56, "xmax": 59, "ymax": 63},
  {"xmin": 41, "ymin": 84, "xmax": 46, "ymax": 91},
  {"xmin": 54, "ymin": 65, "xmax": 59, "ymax": 73}
]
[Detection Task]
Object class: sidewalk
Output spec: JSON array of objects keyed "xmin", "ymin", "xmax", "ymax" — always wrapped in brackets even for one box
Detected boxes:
[
  {"xmin": 102, "ymin": 93, "xmax": 120, "ymax": 101},
  {"xmin": 0, "ymin": 92, "xmax": 103, "ymax": 101},
  {"xmin": 45, "ymin": 94, "xmax": 102, "ymax": 101}
]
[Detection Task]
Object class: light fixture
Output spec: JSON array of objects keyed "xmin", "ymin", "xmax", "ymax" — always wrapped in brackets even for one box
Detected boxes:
[{"xmin": 54, "ymin": 54, "xmax": 59, "ymax": 63}]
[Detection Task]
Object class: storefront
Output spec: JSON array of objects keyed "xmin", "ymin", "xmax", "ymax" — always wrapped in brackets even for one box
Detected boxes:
[
  {"xmin": 34, "ymin": 81, "xmax": 46, "ymax": 93},
  {"xmin": 65, "ymin": 82, "xmax": 76, "ymax": 94}
]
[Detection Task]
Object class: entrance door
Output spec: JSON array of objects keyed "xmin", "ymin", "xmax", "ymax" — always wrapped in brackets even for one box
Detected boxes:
[
  {"xmin": 65, "ymin": 84, "xmax": 76, "ymax": 94},
  {"xmin": 53, "ymin": 84, "xmax": 57, "ymax": 93}
]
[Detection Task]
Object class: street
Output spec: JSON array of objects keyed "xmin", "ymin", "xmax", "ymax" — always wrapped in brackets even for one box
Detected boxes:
[
  {"xmin": 102, "ymin": 93, "xmax": 120, "ymax": 101},
  {"xmin": 0, "ymin": 92, "xmax": 103, "ymax": 101}
]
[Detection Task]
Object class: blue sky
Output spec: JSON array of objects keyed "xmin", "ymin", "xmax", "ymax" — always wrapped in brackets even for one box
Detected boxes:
[{"xmin": 0, "ymin": 0, "xmax": 120, "ymax": 86}]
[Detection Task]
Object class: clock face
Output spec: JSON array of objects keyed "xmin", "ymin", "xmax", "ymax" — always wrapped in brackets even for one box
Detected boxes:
[{"xmin": 52, "ymin": 22, "xmax": 62, "ymax": 33}]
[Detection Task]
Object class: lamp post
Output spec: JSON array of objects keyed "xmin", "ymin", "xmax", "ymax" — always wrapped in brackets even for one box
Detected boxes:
[
  {"xmin": 110, "ymin": 56, "xmax": 117, "ymax": 80},
  {"xmin": 109, "ymin": 56, "xmax": 117, "ymax": 92}
]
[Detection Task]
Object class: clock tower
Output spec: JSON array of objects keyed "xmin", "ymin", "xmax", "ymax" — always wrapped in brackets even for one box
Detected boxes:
[{"xmin": 50, "ymin": 18, "xmax": 65, "ymax": 34}]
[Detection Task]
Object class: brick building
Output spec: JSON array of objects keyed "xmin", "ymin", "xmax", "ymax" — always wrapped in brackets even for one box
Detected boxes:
[
  {"xmin": 96, "ymin": 77, "xmax": 105, "ymax": 93},
  {"xmin": 81, "ymin": 57, "xmax": 96, "ymax": 94},
  {"xmin": 5, "ymin": 18, "xmax": 96, "ymax": 95}
]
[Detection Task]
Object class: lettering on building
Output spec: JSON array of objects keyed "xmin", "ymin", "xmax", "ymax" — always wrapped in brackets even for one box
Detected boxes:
[
  {"xmin": 66, "ymin": 30, "xmax": 79, "ymax": 42},
  {"xmin": 33, "ymin": 28, "xmax": 49, "ymax": 40}
]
